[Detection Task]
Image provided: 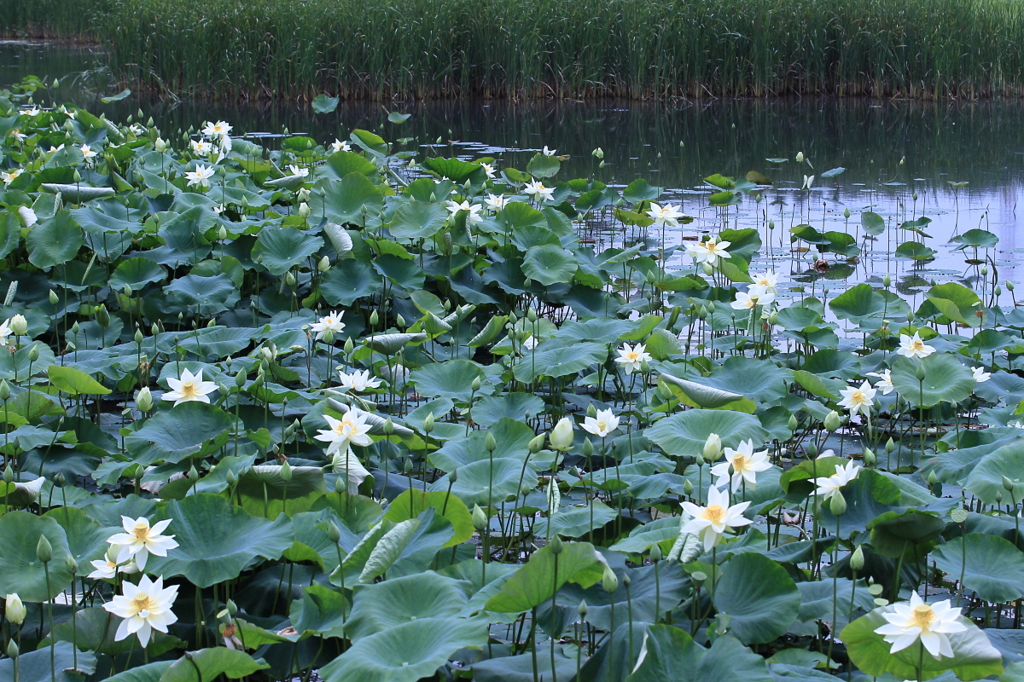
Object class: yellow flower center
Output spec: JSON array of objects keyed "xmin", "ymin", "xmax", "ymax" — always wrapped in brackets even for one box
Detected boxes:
[
  {"xmin": 131, "ymin": 592, "xmax": 155, "ymax": 614},
  {"xmin": 180, "ymin": 381, "xmax": 197, "ymax": 398},
  {"xmin": 702, "ymin": 504, "xmax": 725, "ymax": 524},
  {"xmin": 732, "ymin": 454, "xmax": 751, "ymax": 473},
  {"xmin": 626, "ymin": 352, "xmax": 639, "ymax": 361},
  {"xmin": 911, "ymin": 604, "xmax": 935, "ymax": 631},
  {"xmin": 596, "ymin": 420, "xmax": 608, "ymax": 431},
  {"xmin": 132, "ymin": 521, "xmax": 151, "ymax": 540}
]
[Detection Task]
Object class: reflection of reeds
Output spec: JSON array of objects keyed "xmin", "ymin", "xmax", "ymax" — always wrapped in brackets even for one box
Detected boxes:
[{"xmin": 6, "ymin": 0, "xmax": 1024, "ymax": 100}]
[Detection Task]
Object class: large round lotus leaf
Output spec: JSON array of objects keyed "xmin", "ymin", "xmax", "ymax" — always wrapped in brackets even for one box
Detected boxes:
[
  {"xmin": 964, "ymin": 440, "xmax": 1024, "ymax": 505},
  {"xmin": 627, "ymin": 626, "xmax": 773, "ymax": 682},
  {"xmin": 485, "ymin": 542, "xmax": 606, "ymax": 613},
  {"xmin": 288, "ymin": 583, "xmax": 348, "ymax": 638},
  {"xmin": 842, "ymin": 606, "xmax": 1002, "ymax": 681},
  {"xmin": 0, "ymin": 511, "xmax": 75, "ymax": 602},
  {"xmin": 26, "ymin": 210, "xmax": 84, "ymax": 268},
  {"xmin": 513, "ymin": 340, "xmax": 608, "ymax": 382},
  {"xmin": 934, "ymin": 534, "xmax": 1024, "ymax": 605},
  {"xmin": 109, "ymin": 257, "xmax": 167, "ymax": 290},
  {"xmin": 534, "ymin": 500, "xmax": 619, "ymax": 539},
  {"xmin": 430, "ymin": 457, "xmax": 536, "ymax": 506},
  {"xmin": 471, "ymin": 392, "xmax": 545, "ymax": 427},
  {"xmin": 866, "ymin": 509, "xmax": 946, "ymax": 558},
  {"xmin": 251, "ymin": 226, "xmax": 324, "ymax": 276},
  {"xmin": 124, "ymin": 402, "xmax": 235, "ymax": 465},
  {"xmin": 828, "ymin": 282, "xmax": 908, "ymax": 321},
  {"xmin": 383, "ymin": 489, "xmax": 475, "ymax": 548},
  {"xmin": 410, "ymin": 359, "xmax": 487, "ymax": 403},
  {"xmin": 659, "ymin": 373, "xmax": 756, "ymax": 412},
  {"xmin": 345, "ymin": 571, "xmax": 471, "ymax": 640},
  {"xmin": 522, "ymin": 244, "xmax": 577, "ymax": 286},
  {"xmin": 364, "ymin": 332, "xmax": 427, "ymax": 355},
  {"xmin": 319, "ymin": 617, "xmax": 486, "ymax": 682},
  {"xmin": 646, "ymin": 409, "xmax": 768, "ymax": 458},
  {"xmin": 701, "ymin": 356, "xmax": 790, "ymax": 404},
  {"xmin": 45, "ymin": 506, "xmax": 116, "ymax": 568},
  {"xmin": 925, "ymin": 282, "xmax": 983, "ymax": 327},
  {"xmin": 890, "ymin": 354, "xmax": 976, "ymax": 408},
  {"xmin": 388, "ymin": 201, "xmax": 448, "ymax": 240},
  {"xmin": 160, "ymin": 648, "xmax": 268, "ymax": 682},
  {"xmin": 320, "ymin": 259, "xmax": 381, "ymax": 307},
  {"xmin": 712, "ymin": 553, "xmax": 800, "ymax": 644},
  {"xmin": 236, "ymin": 465, "xmax": 327, "ymax": 518},
  {"xmin": 147, "ymin": 494, "xmax": 293, "ymax": 587},
  {"xmin": 429, "ymin": 418, "xmax": 534, "ymax": 471}
]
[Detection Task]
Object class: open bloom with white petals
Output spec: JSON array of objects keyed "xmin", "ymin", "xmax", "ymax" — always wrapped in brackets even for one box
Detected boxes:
[
  {"xmin": 185, "ymin": 163, "xmax": 216, "ymax": 188},
  {"xmin": 202, "ymin": 120, "xmax": 232, "ymax": 138},
  {"xmin": 0, "ymin": 318, "xmax": 11, "ymax": 342},
  {"xmin": 686, "ymin": 236, "xmax": 732, "ymax": 266},
  {"xmin": 485, "ymin": 193, "xmax": 509, "ymax": 211},
  {"xmin": 104, "ymin": 575, "xmax": 179, "ymax": 647},
  {"xmin": 897, "ymin": 332, "xmax": 935, "ymax": 359},
  {"xmin": 681, "ymin": 485, "xmax": 752, "ymax": 551},
  {"xmin": 481, "ymin": 163, "xmax": 496, "ymax": 179},
  {"xmin": 1, "ymin": 169, "xmax": 24, "ymax": 186},
  {"xmin": 838, "ymin": 381, "xmax": 877, "ymax": 416},
  {"xmin": 972, "ymin": 366, "xmax": 991, "ymax": 383},
  {"xmin": 749, "ymin": 270, "xmax": 779, "ymax": 298},
  {"xmin": 20, "ymin": 106, "xmax": 41, "ymax": 117},
  {"xmin": 337, "ymin": 368, "xmax": 382, "ymax": 392},
  {"xmin": 874, "ymin": 591, "xmax": 966, "ymax": 658},
  {"xmin": 162, "ymin": 368, "xmax": 218, "ymax": 406},
  {"xmin": 315, "ymin": 409, "xmax": 374, "ymax": 454},
  {"xmin": 523, "ymin": 180, "xmax": 554, "ymax": 203},
  {"xmin": 731, "ymin": 289, "xmax": 776, "ymax": 310},
  {"xmin": 330, "ymin": 139, "xmax": 351, "ymax": 153},
  {"xmin": 866, "ymin": 369, "xmax": 895, "ymax": 395},
  {"xmin": 287, "ymin": 164, "xmax": 309, "ymax": 178},
  {"xmin": 647, "ymin": 202, "xmax": 684, "ymax": 227},
  {"xmin": 79, "ymin": 144, "xmax": 98, "ymax": 161},
  {"xmin": 445, "ymin": 199, "xmax": 483, "ymax": 225},
  {"xmin": 107, "ymin": 516, "xmax": 179, "ymax": 571},
  {"xmin": 9, "ymin": 129, "xmax": 25, "ymax": 144},
  {"xmin": 710, "ymin": 440, "xmax": 771, "ymax": 493},
  {"xmin": 814, "ymin": 459, "xmax": 861, "ymax": 501},
  {"xmin": 310, "ymin": 310, "xmax": 345, "ymax": 340},
  {"xmin": 542, "ymin": 146, "xmax": 556, "ymax": 157},
  {"xmin": 582, "ymin": 409, "xmax": 620, "ymax": 438},
  {"xmin": 615, "ymin": 343, "xmax": 651, "ymax": 375},
  {"xmin": 88, "ymin": 545, "xmax": 138, "ymax": 580}
]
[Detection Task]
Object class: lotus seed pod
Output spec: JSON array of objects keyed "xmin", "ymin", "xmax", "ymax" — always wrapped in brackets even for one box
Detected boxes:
[
  {"xmin": 485, "ymin": 432, "xmax": 498, "ymax": 452},
  {"xmin": 36, "ymin": 534, "xmax": 53, "ymax": 563},
  {"xmin": 549, "ymin": 535, "xmax": 564, "ymax": 555},
  {"xmin": 5, "ymin": 593, "xmax": 26, "ymax": 625},
  {"xmin": 472, "ymin": 504, "xmax": 487, "ymax": 530},
  {"xmin": 528, "ymin": 434, "xmax": 545, "ymax": 453},
  {"xmin": 829, "ymin": 493, "xmax": 847, "ymax": 516},
  {"xmin": 850, "ymin": 545, "xmax": 865, "ymax": 571},
  {"xmin": 692, "ymin": 571, "xmax": 708, "ymax": 585},
  {"xmin": 602, "ymin": 567, "xmax": 619, "ymax": 594}
]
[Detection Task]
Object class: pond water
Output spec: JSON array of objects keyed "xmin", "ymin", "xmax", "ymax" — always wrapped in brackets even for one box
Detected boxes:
[{"xmin": 4, "ymin": 40, "xmax": 1024, "ymax": 296}]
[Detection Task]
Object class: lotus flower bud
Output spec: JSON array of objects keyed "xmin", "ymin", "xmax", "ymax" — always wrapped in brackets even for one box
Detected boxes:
[
  {"xmin": 582, "ymin": 438, "xmax": 593, "ymax": 457},
  {"xmin": 226, "ymin": 599, "xmax": 238, "ymax": 616},
  {"xmin": 702, "ymin": 262, "xmax": 714, "ymax": 275},
  {"xmin": 529, "ymin": 434, "xmax": 545, "ymax": 453},
  {"xmin": 9, "ymin": 315, "xmax": 28, "ymax": 336},
  {"xmin": 343, "ymin": 337, "xmax": 354, "ymax": 354},
  {"xmin": 882, "ymin": 274, "xmax": 891, "ymax": 288},
  {"xmin": 422, "ymin": 412, "xmax": 435, "ymax": 434},
  {"xmin": 806, "ymin": 440, "xmax": 818, "ymax": 458},
  {"xmin": 225, "ymin": 470, "xmax": 236, "ymax": 485},
  {"xmin": 843, "ymin": 207, "xmax": 851, "ymax": 219},
  {"xmin": 650, "ymin": 543, "xmax": 663, "ymax": 562},
  {"xmin": 862, "ymin": 447, "xmax": 876, "ymax": 466},
  {"xmin": 683, "ymin": 479, "xmax": 694, "ymax": 496},
  {"xmin": 135, "ymin": 386, "xmax": 154, "ymax": 412},
  {"xmin": 471, "ymin": 377, "xmax": 482, "ymax": 392},
  {"xmin": 65, "ymin": 555, "xmax": 78, "ymax": 575},
  {"xmin": 549, "ymin": 417, "xmax": 574, "ymax": 452},
  {"xmin": 7, "ymin": 640, "xmax": 18, "ymax": 658},
  {"xmin": 795, "ymin": 151, "xmax": 804, "ymax": 164},
  {"xmin": 1007, "ymin": 281, "xmax": 1015, "ymax": 292},
  {"xmin": 369, "ymin": 310, "xmax": 379, "ymax": 326},
  {"xmin": 5, "ymin": 593, "xmax": 26, "ymax": 625},
  {"xmin": 695, "ymin": 453, "xmax": 705, "ymax": 467},
  {"xmin": 318, "ymin": 256, "xmax": 330, "ymax": 272},
  {"xmin": 915, "ymin": 364, "xmax": 927, "ymax": 381},
  {"xmin": 36, "ymin": 534, "xmax": 52, "ymax": 563},
  {"xmin": 787, "ymin": 414, "xmax": 799, "ymax": 431},
  {"xmin": 549, "ymin": 535, "xmax": 564, "ymax": 555},
  {"xmin": 1003, "ymin": 475, "xmax": 1016, "ymax": 492},
  {"xmin": 449, "ymin": 468, "xmax": 458, "ymax": 483},
  {"xmin": 829, "ymin": 492, "xmax": 847, "ymax": 516},
  {"xmin": 768, "ymin": 220, "xmax": 775, "ymax": 230},
  {"xmin": 484, "ymin": 432, "xmax": 497, "ymax": 452},
  {"xmin": 981, "ymin": 264, "xmax": 989, "ymax": 276},
  {"xmin": 602, "ymin": 567, "xmax": 619, "ymax": 593},
  {"xmin": 49, "ymin": 290, "xmax": 59, "ymax": 305},
  {"xmin": 472, "ymin": 504, "xmax": 487, "ymax": 531},
  {"xmin": 281, "ymin": 460, "xmax": 292, "ymax": 481},
  {"xmin": 703, "ymin": 433, "xmax": 723, "ymax": 461},
  {"xmin": 27, "ymin": 345, "xmax": 39, "ymax": 363},
  {"xmin": 850, "ymin": 545, "xmax": 865, "ymax": 571},
  {"xmin": 592, "ymin": 147, "xmax": 604, "ymax": 159},
  {"xmin": 824, "ymin": 410, "xmax": 842, "ymax": 432},
  {"xmin": 298, "ymin": 202, "xmax": 310, "ymax": 218},
  {"xmin": 155, "ymin": 137, "xmax": 167, "ymax": 152},
  {"xmin": 656, "ymin": 378, "xmax": 673, "ymax": 400},
  {"xmin": 586, "ymin": 403, "xmax": 597, "ymax": 418},
  {"xmin": 2, "ymin": 464, "xmax": 12, "ymax": 483},
  {"xmin": 0, "ymin": 381, "xmax": 10, "ymax": 402},
  {"xmin": 578, "ymin": 599, "xmax": 588, "ymax": 618},
  {"xmin": 885, "ymin": 437, "xmax": 896, "ymax": 454},
  {"xmin": 95, "ymin": 305, "xmax": 110, "ymax": 329},
  {"xmin": 382, "ymin": 417, "xmax": 394, "ymax": 435}
]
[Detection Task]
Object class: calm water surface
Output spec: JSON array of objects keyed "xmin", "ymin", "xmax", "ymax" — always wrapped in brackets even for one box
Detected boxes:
[{"xmin": 4, "ymin": 40, "xmax": 1024, "ymax": 298}]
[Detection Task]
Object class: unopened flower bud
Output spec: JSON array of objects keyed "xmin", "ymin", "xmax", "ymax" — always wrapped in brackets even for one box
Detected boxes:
[
  {"xmin": 5, "ymin": 593, "xmax": 26, "ymax": 625},
  {"xmin": 49, "ymin": 290, "xmax": 59, "ymax": 306},
  {"xmin": 578, "ymin": 599, "xmax": 588, "ymax": 618},
  {"xmin": 602, "ymin": 567, "xmax": 619, "ymax": 593},
  {"xmin": 829, "ymin": 492, "xmax": 847, "ymax": 516},
  {"xmin": 485, "ymin": 432, "xmax": 497, "ymax": 452},
  {"xmin": 318, "ymin": 255, "xmax": 330, "ymax": 272},
  {"xmin": 135, "ymin": 386, "xmax": 153, "ymax": 412},
  {"xmin": 27, "ymin": 345, "xmax": 39, "ymax": 363},
  {"xmin": 281, "ymin": 460, "xmax": 292, "ymax": 481},
  {"xmin": 850, "ymin": 545, "xmax": 865, "ymax": 571},
  {"xmin": 824, "ymin": 410, "xmax": 842, "ymax": 432},
  {"xmin": 6, "ymin": 640, "xmax": 18, "ymax": 658},
  {"xmin": 1003, "ymin": 475, "xmax": 1016, "ymax": 492},
  {"xmin": 422, "ymin": 412, "xmax": 435, "ymax": 434},
  {"xmin": 862, "ymin": 447, "xmax": 876, "ymax": 466},
  {"xmin": 787, "ymin": 414, "xmax": 799, "ymax": 431},
  {"xmin": 582, "ymin": 438, "xmax": 594, "ymax": 457},
  {"xmin": 549, "ymin": 535, "xmax": 564, "ymax": 555},
  {"xmin": 549, "ymin": 417, "xmax": 574, "ymax": 451},
  {"xmin": 472, "ymin": 504, "xmax": 487, "ymax": 531},
  {"xmin": 369, "ymin": 310, "xmax": 379, "ymax": 326},
  {"xmin": 529, "ymin": 434, "xmax": 545, "ymax": 453},
  {"xmin": 9, "ymin": 315, "xmax": 28, "ymax": 336},
  {"xmin": 36, "ymin": 534, "xmax": 52, "ymax": 562},
  {"xmin": 703, "ymin": 433, "xmax": 723, "ymax": 461},
  {"xmin": 586, "ymin": 403, "xmax": 597, "ymax": 418},
  {"xmin": 683, "ymin": 479, "xmax": 694, "ymax": 496}
]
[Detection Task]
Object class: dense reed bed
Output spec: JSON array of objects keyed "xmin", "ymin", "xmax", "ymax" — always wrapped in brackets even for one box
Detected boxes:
[{"xmin": 4, "ymin": 0, "xmax": 1024, "ymax": 100}]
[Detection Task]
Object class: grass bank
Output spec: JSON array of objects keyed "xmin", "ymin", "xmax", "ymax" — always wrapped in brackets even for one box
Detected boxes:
[{"xmin": 5, "ymin": 0, "xmax": 1024, "ymax": 100}]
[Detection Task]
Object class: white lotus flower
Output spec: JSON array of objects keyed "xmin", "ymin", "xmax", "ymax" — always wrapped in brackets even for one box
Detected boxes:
[
  {"xmin": 106, "ymin": 516, "xmax": 179, "ymax": 571},
  {"xmin": 542, "ymin": 145, "xmax": 556, "ymax": 157},
  {"xmin": 802, "ymin": 174, "xmax": 815, "ymax": 190},
  {"xmin": 686, "ymin": 236, "xmax": 732, "ymax": 266},
  {"xmin": 202, "ymin": 120, "xmax": 232, "ymax": 138},
  {"xmin": 710, "ymin": 439, "xmax": 771, "ymax": 493},
  {"xmin": 874, "ymin": 591, "xmax": 966, "ymax": 658},
  {"xmin": 8, "ymin": 314, "xmax": 28, "ymax": 336},
  {"xmin": 731, "ymin": 289, "xmax": 776, "ymax": 310},
  {"xmin": 681, "ymin": 485, "xmax": 752, "ymax": 550},
  {"xmin": 445, "ymin": 199, "xmax": 483, "ymax": 225},
  {"xmin": 185, "ymin": 163, "xmax": 216, "ymax": 188},
  {"xmin": 20, "ymin": 106, "xmax": 40, "ymax": 117},
  {"xmin": 103, "ymin": 575, "xmax": 179, "ymax": 647},
  {"xmin": 1, "ymin": 169, "xmax": 24, "ymax": 186},
  {"xmin": 523, "ymin": 179, "xmax": 554, "ymax": 202},
  {"xmin": 79, "ymin": 144, "xmax": 98, "ymax": 161},
  {"xmin": 337, "ymin": 368, "xmax": 382, "ymax": 392},
  {"xmin": 615, "ymin": 343, "xmax": 651, "ymax": 375},
  {"xmin": 9, "ymin": 129, "xmax": 25, "ymax": 143},
  {"xmin": 866, "ymin": 369, "xmax": 895, "ymax": 395},
  {"xmin": 838, "ymin": 380, "xmax": 876, "ymax": 417},
  {"xmin": 190, "ymin": 139, "xmax": 214, "ymax": 156},
  {"xmin": 0, "ymin": 318, "xmax": 11, "ymax": 341},
  {"xmin": 162, "ymin": 368, "xmax": 218, "ymax": 406},
  {"xmin": 647, "ymin": 202, "xmax": 684, "ymax": 228},
  {"xmin": 329, "ymin": 139, "xmax": 351, "ymax": 153},
  {"xmin": 972, "ymin": 366, "xmax": 991, "ymax": 383},
  {"xmin": 813, "ymin": 459, "xmax": 861, "ymax": 502},
  {"xmin": 315, "ymin": 409, "xmax": 374, "ymax": 454},
  {"xmin": 287, "ymin": 164, "xmax": 309, "ymax": 178},
  {"xmin": 88, "ymin": 545, "xmax": 139, "ymax": 580},
  {"xmin": 5, "ymin": 593, "xmax": 26, "ymax": 625},
  {"xmin": 582, "ymin": 409, "xmax": 620, "ymax": 438},
  {"xmin": 703, "ymin": 433, "xmax": 723, "ymax": 461},
  {"xmin": 549, "ymin": 417, "xmax": 574, "ymax": 451},
  {"xmin": 897, "ymin": 332, "xmax": 935, "ymax": 359},
  {"xmin": 749, "ymin": 270, "xmax": 779, "ymax": 298},
  {"xmin": 17, "ymin": 205, "xmax": 37, "ymax": 227},
  {"xmin": 481, "ymin": 163, "xmax": 496, "ymax": 179},
  {"xmin": 310, "ymin": 310, "xmax": 346, "ymax": 340},
  {"xmin": 485, "ymin": 193, "xmax": 509, "ymax": 211}
]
